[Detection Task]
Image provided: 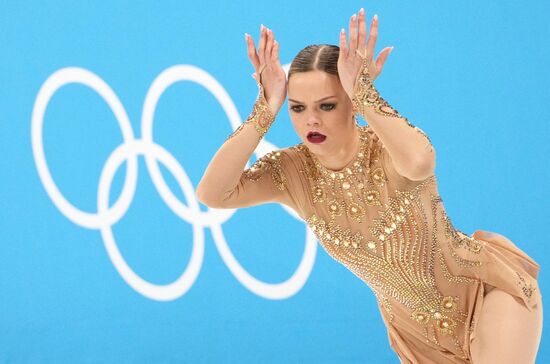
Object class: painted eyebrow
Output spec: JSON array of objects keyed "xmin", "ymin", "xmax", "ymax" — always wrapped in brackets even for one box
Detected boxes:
[{"xmin": 288, "ymin": 96, "xmax": 337, "ymax": 103}]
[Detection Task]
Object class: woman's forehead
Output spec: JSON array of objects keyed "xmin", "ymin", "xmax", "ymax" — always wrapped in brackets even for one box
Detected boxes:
[{"xmin": 288, "ymin": 71, "xmax": 342, "ymax": 100}]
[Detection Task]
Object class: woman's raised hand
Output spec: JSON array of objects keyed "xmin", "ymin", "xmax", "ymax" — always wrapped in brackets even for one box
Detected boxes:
[
  {"xmin": 245, "ymin": 25, "xmax": 287, "ymax": 116},
  {"xmin": 337, "ymin": 8, "xmax": 393, "ymax": 100}
]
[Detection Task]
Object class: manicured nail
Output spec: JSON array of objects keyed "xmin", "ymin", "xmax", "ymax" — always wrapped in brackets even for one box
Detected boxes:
[
  {"xmin": 359, "ymin": 8, "xmax": 364, "ymax": 15},
  {"xmin": 374, "ymin": 14, "xmax": 378, "ymax": 21},
  {"xmin": 260, "ymin": 24, "xmax": 264, "ymax": 31},
  {"xmin": 352, "ymin": 14, "xmax": 356, "ymax": 20},
  {"xmin": 341, "ymin": 28, "xmax": 345, "ymax": 34},
  {"xmin": 244, "ymin": 33, "xmax": 248, "ymax": 41},
  {"xmin": 389, "ymin": 46, "xmax": 394, "ymax": 53}
]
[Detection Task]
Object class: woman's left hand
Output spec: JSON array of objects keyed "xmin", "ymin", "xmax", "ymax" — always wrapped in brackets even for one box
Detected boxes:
[{"xmin": 337, "ymin": 8, "xmax": 393, "ymax": 100}]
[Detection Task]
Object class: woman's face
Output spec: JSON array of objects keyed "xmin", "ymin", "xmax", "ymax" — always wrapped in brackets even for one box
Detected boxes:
[{"xmin": 287, "ymin": 70, "xmax": 356, "ymax": 158}]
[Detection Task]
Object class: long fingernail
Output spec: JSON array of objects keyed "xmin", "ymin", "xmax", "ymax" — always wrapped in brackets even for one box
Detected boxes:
[
  {"xmin": 352, "ymin": 14, "xmax": 356, "ymax": 20},
  {"xmin": 374, "ymin": 14, "xmax": 378, "ymax": 21},
  {"xmin": 359, "ymin": 8, "xmax": 364, "ymax": 15},
  {"xmin": 260, "ymin": 24, "xmax": 264, "ymax": 31}
]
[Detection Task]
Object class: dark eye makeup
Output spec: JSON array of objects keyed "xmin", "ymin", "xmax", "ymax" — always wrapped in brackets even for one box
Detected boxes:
[{"xmin": 290, "ymin": 103, "xmax": 336, "ymax": 112}]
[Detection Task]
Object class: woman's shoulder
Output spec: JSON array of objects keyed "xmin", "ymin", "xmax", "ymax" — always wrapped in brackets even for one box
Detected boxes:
[
  {"xmin": 359, "ymin": 124, "xmax": 438, "ymax": 190},
  {"xmin": 249, "ymin": 144, "xmax": 309, "ymax": 181},
  {"xmin": 266, "ymin": 143, "xmax": 309, "ymax": 168},
  {"xmin": 264, "ymin": 143, "xmax": 316, "ymax": 186},
  {"xmin": 360, "ymin": 124, "xmax": 382, "ymax": 152}
]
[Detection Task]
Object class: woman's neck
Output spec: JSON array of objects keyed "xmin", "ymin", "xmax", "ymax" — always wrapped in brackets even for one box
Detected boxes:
[{"xmin": 315, "ymin": 125, "xmax": 361, "ymax": 171}]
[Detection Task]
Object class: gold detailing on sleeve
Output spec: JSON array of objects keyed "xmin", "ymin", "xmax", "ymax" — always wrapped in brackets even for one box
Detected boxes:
[
  {"xmin": 350, "ymin": 56, "xmax": 433, "ymax": 146},
  {"xmin": 226, "ymin": 81, "xmax": 275, "ymax": 141},
  {"xmin": 243, "ymin": 150, "xmax": 287, "ymax": 191},
  {"xmin": 225, "ymin": 123, "xmax": 246, "ymax": 142}
]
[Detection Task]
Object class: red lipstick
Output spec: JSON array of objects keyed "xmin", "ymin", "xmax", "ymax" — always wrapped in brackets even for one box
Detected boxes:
[{"xmin": 307, "ymin": 131, "xmax": 326, "ymax": 144}]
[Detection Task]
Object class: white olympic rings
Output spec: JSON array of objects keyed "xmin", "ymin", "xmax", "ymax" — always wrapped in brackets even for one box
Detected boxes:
[{"xmin": 31, "ymin": 65, "xmax": 318, "ymax": 301}]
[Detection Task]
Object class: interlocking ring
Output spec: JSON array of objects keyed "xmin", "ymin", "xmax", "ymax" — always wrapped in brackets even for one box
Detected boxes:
[{"xmin": 31, "ymin": 65, "xmax": 318, "ymax": 301}]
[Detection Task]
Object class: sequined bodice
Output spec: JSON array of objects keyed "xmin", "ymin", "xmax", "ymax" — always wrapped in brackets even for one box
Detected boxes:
[
  {"xmin": 236, "ymin": 123, "xmax": 538, "ymax": 361},
  {"xmin": 288, "ymin": 125, "xmax": 487, "ymax": 359},
  {"xmin": 207, "ymin": 49, "xmax": 541, "ymax": 362}
]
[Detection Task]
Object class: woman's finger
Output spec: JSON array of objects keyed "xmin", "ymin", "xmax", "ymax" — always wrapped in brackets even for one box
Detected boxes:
[
  {"xmin": 245, "ymin": 33, "xmax": 260, "ymax": 70},
  {"xmin": 366, "ymin": 14, "xmax": 378, "ymax": 61},
  {"xmin": 258, "ymin": 24, "xmax": 267, "ymax": 65},
  {"xmin": 375, "ymin": 46, "xmax": 393, "ymax": 74},
  {"xmin": 348, "ymin": 13, "xmax": 358, "ymax": 57},
  {"xmin": 265, "ymin": 27, "xmax": 274, "ymax": 63},
  {"xmin": 339, "ymin": 28, "xmax": 348, "ymax": 59},
  {"xmin": 357, "ymin": 8, "xmax": 367, "ymax": 57},
  {"xmin": 271, "ymin": 38, "xmax": 280, "ymax": 64}
]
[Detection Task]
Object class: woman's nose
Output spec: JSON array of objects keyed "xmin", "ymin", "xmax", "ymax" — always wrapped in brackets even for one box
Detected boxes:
[{"xmin": 306, "ymin": 116, "xmax": 321, "ymax": 126}]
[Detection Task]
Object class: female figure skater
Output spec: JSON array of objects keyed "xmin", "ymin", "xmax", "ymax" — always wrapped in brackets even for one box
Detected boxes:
[{"xmin": 196, "ymin": 8, "xmax": 543, "ymax": 363}]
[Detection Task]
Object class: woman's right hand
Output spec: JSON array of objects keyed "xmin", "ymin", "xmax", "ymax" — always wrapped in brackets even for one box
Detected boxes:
[{"xmin": 245, "ymin": 24, "xmax": 287, "ymax": 116}]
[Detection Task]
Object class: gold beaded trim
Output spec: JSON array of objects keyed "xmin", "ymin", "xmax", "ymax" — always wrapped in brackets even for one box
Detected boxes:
[
  {"xmin": 293, "ymin": 126, "xmax": 387, "ymax": 223},
  {"xmin": 350, "ymin": 56, "xmax": 433, "ymax": 146},
  {"xmin": 243, "ymin": 150, "xmax": 287, "ymax": 191},
  {"xmin": 431, "ymin": 195, "xmax": 481, "ymax": 284},
  {"xmin": 373, "ymin": 290, "xmax": 395, "ymax": 323},
  {"xmin": 441, "ymin": 210, "xmax": 485, "ymax": 268},
  {"xmin": 306, "ymin": 214, "xmax": 364, "ymax": 249},
  {"xmin": 516, "ymin": 271, "xmax": 537, "ymax": 300},
  {"xmin": 437, "ymin": 247, "xmax": 479, "ymax": 285},
  {"xmin": 307, "ymin": 127, "xmax": 371, "ymax": 180},
  {"xmin": 442, "ymin": 210, "xmax": 485, "ymax": 255},
  {"xmin": 226, "ymin": 81, "xmax": 275, "ymax": 141}
]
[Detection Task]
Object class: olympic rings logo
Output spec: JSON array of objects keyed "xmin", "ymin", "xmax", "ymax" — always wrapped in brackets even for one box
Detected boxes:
[{"xmin": 31, "ymin": 65, "xmax": 318, "ymax": 302}]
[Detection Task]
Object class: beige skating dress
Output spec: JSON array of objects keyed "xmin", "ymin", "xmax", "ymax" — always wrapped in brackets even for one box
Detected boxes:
[{"xmin": 219, "ymin": 124, "xmax": 541, "ymax": 363}]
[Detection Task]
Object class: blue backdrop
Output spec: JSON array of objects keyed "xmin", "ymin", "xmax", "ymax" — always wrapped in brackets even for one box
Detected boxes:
[{"xmin": 2, "ymin": 1, "xmax": 549, "ymax": 363}]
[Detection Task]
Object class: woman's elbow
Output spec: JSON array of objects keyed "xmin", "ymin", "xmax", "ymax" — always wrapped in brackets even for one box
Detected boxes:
[
  {"xmin": 410, "ymin": 152, "xmax": 436, "ymax": 181},
  {"xmin": 196, "ymin": 183, "xmax": 215, "ymax": 207},
  {"xmin": 196, "ymin": 184, "xmax": 227, "ymax": 209}
]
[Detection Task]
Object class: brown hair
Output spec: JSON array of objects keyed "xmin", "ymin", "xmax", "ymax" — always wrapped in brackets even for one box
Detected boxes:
[{"xmin": 288, "ymin": 44, "xmax": 340, "ymax": 81}]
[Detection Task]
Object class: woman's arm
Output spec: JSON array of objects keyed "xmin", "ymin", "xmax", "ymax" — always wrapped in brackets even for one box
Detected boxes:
[
  {"xmin": 352, "ymin": 55, "xmax": 436, "ymax": 181},
  {"xmin": 338, "ymin": 9, "xmax": 436, "ymax": 181},
  {"xmin": 196, "ymin": 82, "xmax": 286, "ymax": 208},
  {"xmin": 196, "ymin": 25, "xmax": 294, "ymax": 209}
]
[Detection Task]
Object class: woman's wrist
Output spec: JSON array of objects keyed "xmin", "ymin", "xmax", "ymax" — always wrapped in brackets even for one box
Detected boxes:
[
  {"xmin": 351, "ymin": 58, "xmax": 398, "ymax": 118},
  {"xmin": 249, "ymin": 81, "xmax": 277, "ymax": 137},
  {"xmin": 226, "ymin": 81, "xmax": 276, "ymax": 141},
  {"xmin": 351, "ymin": 58, "xmax": 433, "ymax": 145}
]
